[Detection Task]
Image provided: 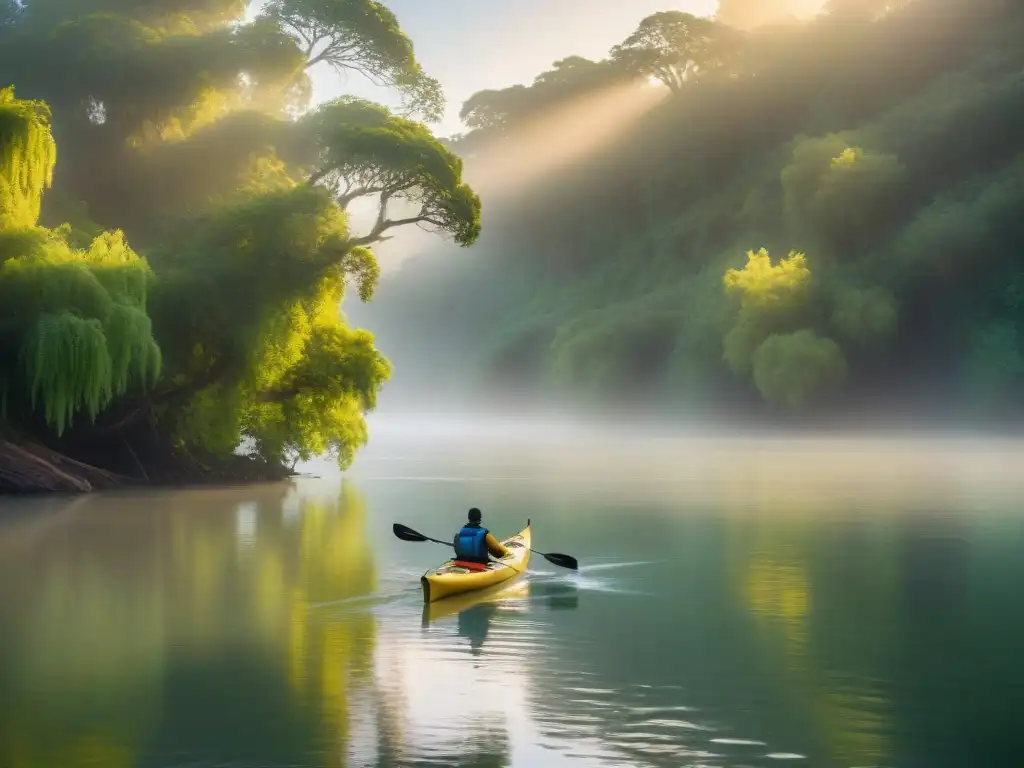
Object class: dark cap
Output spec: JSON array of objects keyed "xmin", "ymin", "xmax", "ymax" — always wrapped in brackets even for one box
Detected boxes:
[{"xmin": 468, "ymin": 507, "xmax": 482, "ymax": 523}]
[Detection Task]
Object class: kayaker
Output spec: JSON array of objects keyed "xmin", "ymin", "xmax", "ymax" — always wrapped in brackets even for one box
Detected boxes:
[{"xmin": 453, "ymin": 508, "xmax": 511, "ymax": 565}]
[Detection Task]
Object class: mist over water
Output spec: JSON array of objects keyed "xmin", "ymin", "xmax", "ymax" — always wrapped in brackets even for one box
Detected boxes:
[{"xmin": 326, "ymin": 412, "xmax": 1024, "ymax": 509}]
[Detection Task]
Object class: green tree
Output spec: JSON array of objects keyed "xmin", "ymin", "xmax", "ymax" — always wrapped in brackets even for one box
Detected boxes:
[
  {"xmin": 0, "ymin": 88, "xmax": 161, "ymax": 437},
  {"xmin": 456, "ymin": 56, "xmax": 631, "ymax": 147},
  {"xmin": 611, "ymin": 11, "xmax": 741, "ymax": 90},
  {"xmin": 721, "ymin": 249, "xmax": 815, "ymax": 380},
  {"xmin": 303, "ymin": 98, "xmax": 481, "ymax": 248},
  {"xmin": 0, "ymin": 88, "xmax": 56, "ymax": 230},
  {"xmin": 260, "ymin": 0, "xmax": 444, "ymax": 121},
  {"xmin": 751, "ymin": 329, "xmax": 847, "ymax": 408},
  {"xmin": 782, "ymin": 136, "xmax": 908, "ymax": 250}
]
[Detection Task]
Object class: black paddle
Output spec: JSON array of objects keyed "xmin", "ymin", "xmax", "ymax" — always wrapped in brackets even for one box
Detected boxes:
[{"xmin": 392, "ymin": 523, "xmax": 579, "ymax": 571}]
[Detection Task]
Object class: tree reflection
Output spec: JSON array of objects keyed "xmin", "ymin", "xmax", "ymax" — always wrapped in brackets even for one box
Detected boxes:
[
  {"xmin": 0, "ymin": 481, "xmax": 386, "ymax": 767},
  {"xmin": 278, "ymin": 483, "xmax": 379, "ymax": 765},
  {"xmin": 731, "ymin": 514, "xmax": 894, "ymax": 767}
]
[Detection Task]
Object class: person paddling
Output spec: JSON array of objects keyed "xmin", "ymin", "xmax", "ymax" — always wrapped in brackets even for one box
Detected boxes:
[{"xmin": 453, "ymin": 507, "xmax": 510, "ymax": 570}]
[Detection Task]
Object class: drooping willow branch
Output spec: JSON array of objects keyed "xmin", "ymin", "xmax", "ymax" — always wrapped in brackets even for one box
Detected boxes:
[{"xmin": 0, "ymin": 86, "xmax": 56, "ymax": 228}]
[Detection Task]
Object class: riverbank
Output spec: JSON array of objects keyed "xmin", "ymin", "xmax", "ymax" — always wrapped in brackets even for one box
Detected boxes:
[{"xmin": 0, "ymin": 440, "xmax": 295, "ymax": 494}]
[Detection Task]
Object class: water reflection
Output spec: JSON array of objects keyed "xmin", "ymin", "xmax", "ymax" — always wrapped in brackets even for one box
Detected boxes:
[
  {"xmin": 730, "ymin": 513, "xmax": 893, "ymax": 767},
  {"xmin": 457, "ymin": 604, "xmax": 500, "ymax": 655},
  {"xmin": 0, "ymin": 482, "xmax": 383, "ymax": 767},
  {"xmin": 0, "ymin": 442, "xmax": 1023, "ymax": 767},
  {"xmin": 421, "ymin": 578, "xmax": 581, "ymax": 656}
]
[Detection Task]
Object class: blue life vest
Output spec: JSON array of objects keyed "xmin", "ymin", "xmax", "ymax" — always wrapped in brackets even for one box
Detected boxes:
[{"xmin": 453, "ymin": 524, "xmax": 490, "ymax": 563}]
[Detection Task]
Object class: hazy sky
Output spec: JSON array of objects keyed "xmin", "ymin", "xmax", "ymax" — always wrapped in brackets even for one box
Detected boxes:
[{"xmin": 274, "ymin": 0, "xmax": 720, "ymax": 135}]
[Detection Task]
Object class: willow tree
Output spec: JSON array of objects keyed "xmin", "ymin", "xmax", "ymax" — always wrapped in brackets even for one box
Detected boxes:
[
  {"xmin": 0, "ymin": 88, "xmax": 160, "ymax": 437},
  {"xmin": 0, "ymin": 88, "xmax": 56, "ymax": 230}
]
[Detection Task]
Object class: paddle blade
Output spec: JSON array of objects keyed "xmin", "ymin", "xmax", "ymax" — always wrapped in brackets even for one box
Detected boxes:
[
  {"xmin": 543, "ymin": 552, "xmax": 578, "ymax": 570},
  {"xmin": 393, "ymin": 523, "xmax": 429, "ymax": 543}
]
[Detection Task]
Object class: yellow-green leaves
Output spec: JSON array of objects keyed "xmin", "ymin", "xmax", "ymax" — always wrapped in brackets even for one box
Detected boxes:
[
  {"xmin": 0, "ymin": 87, "xmax": 56, "ymax": 229},
  {"xmin": 722, "ymin": 247, "xmax": 849, "ymax": 407},
  {"xmin": 22, "ymin": 313, "xmax": 112, "ymax": 435},
  {"xmin": 0, "ymin": 89, "xmax": 159, "ymax": 436},
  {"xmin": 724, "ymin": 248, "xmax": 811, "ymax": 311},
  {"xmin": 0, "ymin": 229, "xmax": 162, "ymax": 434}
]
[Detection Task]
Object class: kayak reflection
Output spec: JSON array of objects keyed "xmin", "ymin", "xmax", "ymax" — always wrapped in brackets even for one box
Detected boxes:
[
  {"xmin": 459, "ymin": 603, "xmax": 499, "ymax": 655},
  {"xmin": 421, "ymin": 576, "xmax": 580, "ymax": 654}
]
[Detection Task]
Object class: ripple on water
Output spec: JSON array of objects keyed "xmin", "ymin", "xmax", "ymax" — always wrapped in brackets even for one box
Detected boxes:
[
  {"xmin": 359, "ymin": 563, "xmax": 811, "ymax": 768},
  {"xmin": 522, "ymin": 673, "xmax": 817, "ymax": 768},
  {"xmin": 622, "ymin": 717, "xmax": 711, "ymax": 730}
]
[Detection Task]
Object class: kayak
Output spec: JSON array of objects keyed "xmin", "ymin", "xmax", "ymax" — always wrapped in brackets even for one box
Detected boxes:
[{"xmin": 420, "ymin": 521, "xmax": 531, "ymax": 604}]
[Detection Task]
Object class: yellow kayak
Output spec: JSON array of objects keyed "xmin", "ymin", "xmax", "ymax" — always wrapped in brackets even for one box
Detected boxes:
[{"xmin": 420, "ymin": 521, "xmax": 531, "ymax": 604}]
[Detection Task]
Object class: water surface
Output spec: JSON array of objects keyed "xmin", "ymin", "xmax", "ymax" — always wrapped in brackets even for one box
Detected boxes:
[{"xmin": 2, "ymin": 433, "xmax": 1023, "ymax": 767}]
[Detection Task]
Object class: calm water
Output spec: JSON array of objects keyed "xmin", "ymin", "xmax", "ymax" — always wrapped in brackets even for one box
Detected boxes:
[{"xmin": 2, "ymin": 430, "xmax": 1024, "ymax": 768}]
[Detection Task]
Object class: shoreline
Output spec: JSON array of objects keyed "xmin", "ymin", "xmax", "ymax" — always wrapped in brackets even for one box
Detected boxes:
[{"xmin": 0, "ymin": 439, "xmax": 298, "ymax": 495}]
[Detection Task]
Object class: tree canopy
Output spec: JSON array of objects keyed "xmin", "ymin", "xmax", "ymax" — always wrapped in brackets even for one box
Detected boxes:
[
  {"xmin": 259, "ymin": 0, "xmax": 445, "ymax": 121},
  {"xmin": 610, "ymin": 11, "xmax": 742, "ymax": 90},
  {"xmin": 0, "ymin": 0, "xmax": 477, "ymax": 478},
  {"xmin": 303, "ymin": 97, "xmax": 480, "ymax": 247}
]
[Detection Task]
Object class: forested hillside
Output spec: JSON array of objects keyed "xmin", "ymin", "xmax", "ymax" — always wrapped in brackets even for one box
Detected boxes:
[
  {"xmin": 353, "ymin": 0, "xmax": 1024, "ymax": 426},
  {"xmin": 0, "ymin": 0, "xmax": 479, "ymax": 489}
]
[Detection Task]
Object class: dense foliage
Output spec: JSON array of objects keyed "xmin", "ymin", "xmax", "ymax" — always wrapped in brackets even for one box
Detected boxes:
[
  {"xmin": 0, "ymin": 0, "xmax": 480, "ymax": 478},
  {"xmin": 354, "ymin": 0, "xmax": 1024, "ymax": 425}
]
